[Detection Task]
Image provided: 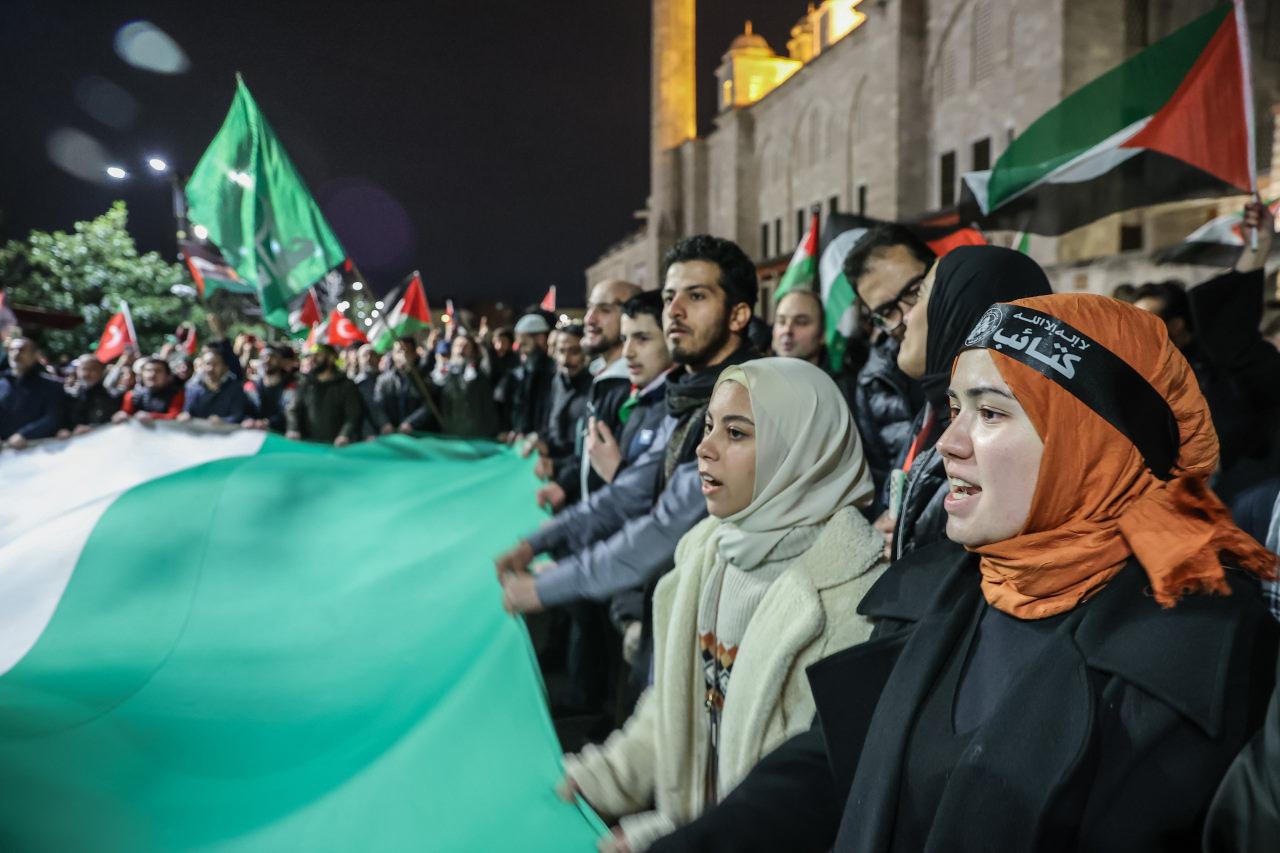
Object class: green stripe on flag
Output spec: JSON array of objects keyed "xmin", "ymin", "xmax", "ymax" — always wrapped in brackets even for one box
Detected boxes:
[{"xmin": 0, "ymin": 426, "xmax": 603, "ymax": 851}]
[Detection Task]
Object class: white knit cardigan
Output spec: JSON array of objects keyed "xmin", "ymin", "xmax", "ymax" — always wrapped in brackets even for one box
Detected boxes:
[{"xmin": 565, "ymin": 504, "xmax": 886, "ymax": 850}]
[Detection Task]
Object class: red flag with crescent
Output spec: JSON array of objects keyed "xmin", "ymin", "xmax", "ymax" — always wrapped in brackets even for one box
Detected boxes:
[{"xmin": 94, "ymin": 310, "xmax": 136, "ymax": 363}]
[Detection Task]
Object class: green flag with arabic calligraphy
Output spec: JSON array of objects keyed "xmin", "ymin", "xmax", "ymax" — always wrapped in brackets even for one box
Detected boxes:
[{"xmin": 185, "ymin": 76, "xmax": 347, "ymax": 329}]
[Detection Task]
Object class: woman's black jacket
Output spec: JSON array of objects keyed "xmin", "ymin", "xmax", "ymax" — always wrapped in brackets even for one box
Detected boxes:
[{"xmin": 651, "ymin": 541, "xmax": 1278, "ymax": 852}]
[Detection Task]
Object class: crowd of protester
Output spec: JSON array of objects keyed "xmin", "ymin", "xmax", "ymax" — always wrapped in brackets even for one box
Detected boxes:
[{"xmin": 3, "ymin": 203, "xmax": 1280, "ymax": 850}]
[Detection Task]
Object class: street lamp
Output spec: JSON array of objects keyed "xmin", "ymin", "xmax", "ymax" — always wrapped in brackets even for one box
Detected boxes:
[
  {"xmin": 147, "ymin": 156, "xmax": 169, "ymax": 173},
  {"xmin": 106, "ymin": 165, "xmax": 128, "ymax": 179}
]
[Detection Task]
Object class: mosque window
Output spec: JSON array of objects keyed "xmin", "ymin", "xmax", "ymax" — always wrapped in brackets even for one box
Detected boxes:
[
  {"xmin": 972, "ymin": 137, "xmax": 991, "ymax": 172},
  {"xmin": 940, "ymin": 151, "xmax": 956, "ymax": 207}
]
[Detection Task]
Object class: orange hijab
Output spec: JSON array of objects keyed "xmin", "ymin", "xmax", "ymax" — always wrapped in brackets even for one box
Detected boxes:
[{"xmin": 963, "ymin": 293, "xmax": 1276, "ymax": 619}]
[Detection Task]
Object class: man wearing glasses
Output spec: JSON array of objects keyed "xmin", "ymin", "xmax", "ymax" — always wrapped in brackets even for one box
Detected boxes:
[{"xmin": 840, "ymin": 225, "xmax": 934, "ymax": 518}]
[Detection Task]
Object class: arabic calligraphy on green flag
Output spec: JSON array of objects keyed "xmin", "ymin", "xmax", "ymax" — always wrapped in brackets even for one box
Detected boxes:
[{"xmin": 184, "ymin": 76, "xmax": 347, "ymax": 329}]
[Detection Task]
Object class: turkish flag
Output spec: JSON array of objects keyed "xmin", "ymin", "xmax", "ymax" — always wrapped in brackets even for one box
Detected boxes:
[
  {"xmin": 325, "ymin": 309, "xmax": 368, "ymax": 347},
  {"xmin": 95, "ymin": 311, "xmax": 136, "ymax": 362}
]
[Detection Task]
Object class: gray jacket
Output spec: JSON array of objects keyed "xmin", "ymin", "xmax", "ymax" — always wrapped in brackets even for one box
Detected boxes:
[
  {"xmin": 534, "ymin": 454, "xmax": 706, "ymax": 608},
  {"xmin": 526, "ymin": 415, "xmax": 674, "ymax": 560}
]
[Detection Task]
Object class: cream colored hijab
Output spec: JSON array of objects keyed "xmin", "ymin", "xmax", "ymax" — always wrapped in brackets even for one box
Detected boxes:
[{"xmin": 711, "ymin": 357, "xmax": 874, "ymax": 571}]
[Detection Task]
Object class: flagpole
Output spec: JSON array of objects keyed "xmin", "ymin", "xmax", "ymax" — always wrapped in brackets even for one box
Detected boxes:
[
  {"xmin": 1233, "ymin": 0, "xmax": 1259, "ymax": 248},
  {"xmin": 120, "ymin": 301, "xmax": 138, "ymax": 350}
]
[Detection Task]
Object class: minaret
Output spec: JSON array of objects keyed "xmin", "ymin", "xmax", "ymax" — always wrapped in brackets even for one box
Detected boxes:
[{"xmin": 649, "ymin": 0, "xmax": 696, "ymax": 277}]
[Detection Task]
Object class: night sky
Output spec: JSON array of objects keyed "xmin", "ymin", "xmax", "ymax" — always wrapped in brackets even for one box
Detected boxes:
[{"xmin": 1, "ymin": 1, "xmax": 801, "ymax": 306}]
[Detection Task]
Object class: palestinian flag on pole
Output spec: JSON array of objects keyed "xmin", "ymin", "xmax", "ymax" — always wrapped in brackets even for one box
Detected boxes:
[
  {"xmin": 371, "ymin": 272, "xmax": 433, "ymax": 354},
  {"xmin": 961, "ymin": 2, "xmax": 1256, "ymax": 235},
  {"xmin": 1158, "ymin": 197, "xmax": 1280, "ymax": 266},
  {"xmin": 185, "ymin": 75, "xmax": 348, "ymax": 330},
  {"xmin": 818, "ymin": 213, "xmax": 986, "ymax": 372},
  {"xmin": 774, "ymin": 209, "xmax": 819, "ymax": 303},
  {"xmin": 0, "ymin": 423, "xmax": 605, "ymax": 850},
  {"xmin": 287, "ymin": 287, "xmax": 323, "ymax": 339},
  {"xmin": 179, "ymin": 238, "xmax": 254, "ymax": 298}
]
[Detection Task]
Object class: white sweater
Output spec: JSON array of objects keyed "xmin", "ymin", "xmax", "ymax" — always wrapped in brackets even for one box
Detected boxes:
[{"xmin": 565, "ymin": 504, "xmax": 886, "ymax": 850}]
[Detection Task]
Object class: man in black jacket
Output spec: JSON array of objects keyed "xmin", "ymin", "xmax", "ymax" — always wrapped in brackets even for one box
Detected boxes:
[
  {"xmin": 373, "ymin": 337, "xmax": 437, "ymax": 435},
  {"xmin": 60, "ymin": 355, "xmax": 120, "ymax": 436},
  {"xmin": 506, "ymin": 313, "xmax": 557, "ymax": 440},
  {"xmin": 180, "ymin": 345, "xmax": 250, "ymax": 424},
  {"xmin": 0, "ymin": 336, "xmax": 64, "ymax": 448},
  {"xmin": 1162, "ymin": 201, "xmax": 1279, "ymax": 500},
  {"xmin": 841, "ymin": 226, "xmax": 930, "ymax": 510},
  {"xmin": 285, "ymin": 344, "xmax": 362, "ymax": 446}
]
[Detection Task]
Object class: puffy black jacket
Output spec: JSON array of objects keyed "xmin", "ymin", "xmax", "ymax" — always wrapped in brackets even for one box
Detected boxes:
[{"xmin": 853, "ymin": 338, "xmax": 921, "ymax": 508}]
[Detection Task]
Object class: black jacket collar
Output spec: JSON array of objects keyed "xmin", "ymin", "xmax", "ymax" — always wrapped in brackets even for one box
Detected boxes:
[{"xmin": 854, "ymin": 540, "xmax": 1265, "ymax": 737}]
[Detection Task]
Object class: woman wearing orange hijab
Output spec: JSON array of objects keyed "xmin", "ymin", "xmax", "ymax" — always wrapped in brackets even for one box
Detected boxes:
[{"xmin": 651, "ymin": 294, "xmax": 1278, "ymax": 853}]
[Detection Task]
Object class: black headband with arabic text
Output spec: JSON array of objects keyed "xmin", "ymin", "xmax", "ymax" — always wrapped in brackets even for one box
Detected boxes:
[{"xmin": 960, "ymin": 303, "xmax": 1180, "ymax": 480}]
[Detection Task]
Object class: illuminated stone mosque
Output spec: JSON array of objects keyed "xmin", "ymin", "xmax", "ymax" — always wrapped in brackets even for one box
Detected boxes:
[{"xmin": 587, "ymin": 0, "xmax": 1279, "ymax": 307}]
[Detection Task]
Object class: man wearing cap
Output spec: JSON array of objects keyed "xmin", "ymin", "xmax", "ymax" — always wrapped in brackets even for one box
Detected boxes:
[{"xmin": 507, "ymin": 312, "xmax": 557, "ymax": 440}]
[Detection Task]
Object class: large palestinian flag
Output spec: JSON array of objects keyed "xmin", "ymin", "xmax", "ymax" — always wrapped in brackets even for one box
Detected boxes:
[
  {"xmin": 961, "ymin": 2, "xmax": 1255, "ymax": 235},
  {"xmin": 0, "ymin": 423, "xmax": 604, "ymax": 851}
]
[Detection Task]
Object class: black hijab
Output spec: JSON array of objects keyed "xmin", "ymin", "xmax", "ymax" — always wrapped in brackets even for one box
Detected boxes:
[{"xmin": 920, "ymin": 245, "xmax": 1053, "ymax": 408}]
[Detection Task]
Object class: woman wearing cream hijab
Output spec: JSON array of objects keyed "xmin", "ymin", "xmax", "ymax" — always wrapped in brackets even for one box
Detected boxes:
[{"xmin": 561, "ymin": 357, "xmax": 886, "ymax": 852}]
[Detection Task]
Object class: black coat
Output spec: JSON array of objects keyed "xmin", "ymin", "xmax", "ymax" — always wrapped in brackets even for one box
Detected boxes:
[
  {"xmin": 373, "ymin": 368, "xmax": 437, "ymax": 432},
  {"xmin": 1203, "ymin": 654, "xmax": 1280, "ymax": 852},
  {"xmin": 1187, "ymin": 268, "xmax": 1280, "ymax": 499},
  {"xmin": 0, "ymin": 368, "xmax": 65, "ymax": 440},
  {"xmin": 652, "ymin": 542, "xmax": 1278, "ymax": 853},
  {"xmin": 63, "ymin": 382, "xmax": 120, "ymax": 429},
  {"xmin": 888, "ymin": 404, "xmax": 950, "ymax": 560},
  {"xmin": 509, "ymin": 350, "xmax": 557, "ymax": 437},
  {"xmin": 853, "ymin": 339, "xmax": 921, "ymax": 511}
]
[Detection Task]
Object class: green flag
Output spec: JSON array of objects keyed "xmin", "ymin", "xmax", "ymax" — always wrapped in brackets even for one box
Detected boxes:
[
  {"xmin": 185, "ymin": 77, "xmax": 348, "ymax": 330},
  {"xmin": 0, "ymin": 423, "xmax": 604, "ymax": 851}
]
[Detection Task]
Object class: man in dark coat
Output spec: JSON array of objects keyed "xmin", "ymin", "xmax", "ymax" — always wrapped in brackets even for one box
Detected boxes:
[
  {"xmin": 373, "ymin": 337, "xmax": 438, "ymax": 435},
  {"xmin": 60, "ymin": 355, "xmax": 120, "ymax": 435},
  {"xmin": 180, "ymin": 345, "xmax": 250, "ymax": 423},
  {"xmin": 243, "ymin": 344, "xmax": 296, "ymax": 433},
  {"xmin": 506, "ymin": 312, "xmax": 557, "ymax": 439},
  {"xmin": 0, "ymin": 336, "xmax": 64, "ymax": 448},
  {"xmin": 1175, "ymin": 201, "xmax": 1280, "ymax": 500},
  {"xmin": 285, "ymin": 344, "xmax": 362, "ymax": 446}
]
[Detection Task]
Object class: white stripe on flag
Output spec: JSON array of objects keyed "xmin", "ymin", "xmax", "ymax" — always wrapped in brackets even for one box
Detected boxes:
[{"xmin": 0, "ymin": 422, "xmax": 266, "ymax": 676}]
